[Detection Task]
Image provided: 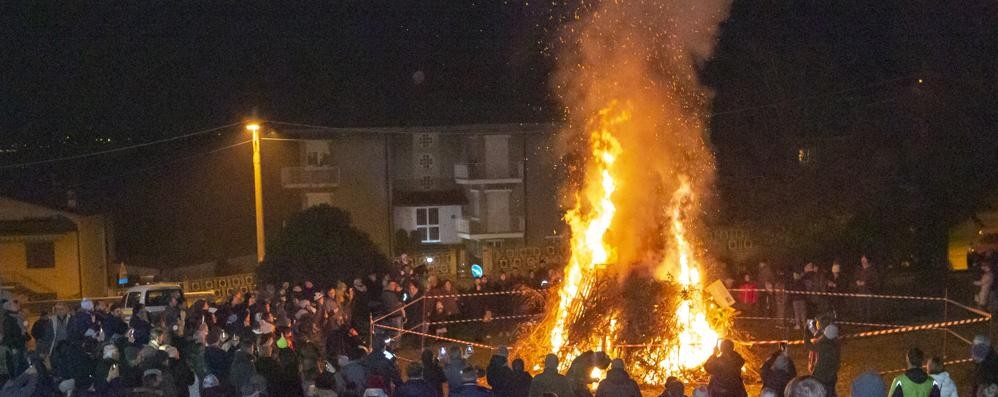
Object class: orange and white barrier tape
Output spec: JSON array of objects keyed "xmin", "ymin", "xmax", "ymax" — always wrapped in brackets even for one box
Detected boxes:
[
  {"xmin": 744, "ymin": 316, "xmax": 990, "ymax": 346},
  {"xmin": 373, "ymin": 323, "xmax": 496, "ymax": 350},
  {"xmin": 425, "ymin": 313, "xmax": 543, "ymax": 326},
  {"xmin": 728, "ymin": 288, "xmax": 946, "ymax": 301},
  {"xmin": 424, "ymin": 290, "xmax": 532, "ymax": 299},
  {"xmin": 880, "ymin": 358, "xmax": 974, "ymax": 375}
]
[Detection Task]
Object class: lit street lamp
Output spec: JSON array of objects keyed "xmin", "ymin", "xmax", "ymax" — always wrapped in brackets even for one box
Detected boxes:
[{"xmin": 247, "ymin": 122, "xmax": 266, "ymax": 264}]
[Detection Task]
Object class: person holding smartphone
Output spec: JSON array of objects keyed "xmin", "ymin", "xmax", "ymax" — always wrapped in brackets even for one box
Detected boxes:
[
  {"xmin": 704, "ymin": 339, "xmax": 748, "ymax": 397},
  {"xmin": 803, "ymin": 321, "xmax": 841, "ymax": 397},
  {"xmin": 761, "ymin": 343, "xmax": 797, "ymax": 396}
]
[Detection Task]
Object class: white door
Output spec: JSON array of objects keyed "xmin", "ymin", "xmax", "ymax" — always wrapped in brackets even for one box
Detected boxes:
[
  {"xmin": 484, "ymin": 135, "xmax": 509, "ymax": 179},
  {"xmin": 486, "ymin": 190, "xmax": 511, "ymax": 232}
]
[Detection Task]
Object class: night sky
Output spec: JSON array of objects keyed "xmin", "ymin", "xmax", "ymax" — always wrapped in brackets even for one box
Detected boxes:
[{"xmin": 1, "ymin": 1, "xmax": 996, "ymax": 267}]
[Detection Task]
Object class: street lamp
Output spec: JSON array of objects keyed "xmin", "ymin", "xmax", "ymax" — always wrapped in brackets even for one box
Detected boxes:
[{"xmin": 247, "ymin": 122, "xmax": 266, "ymax": 264}]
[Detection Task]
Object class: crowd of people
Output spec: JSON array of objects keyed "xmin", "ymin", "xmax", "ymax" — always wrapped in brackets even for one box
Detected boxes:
[
  {"xmin": 0, "ymin": 256, "xmax": 566, "ymax": 397},
  {"xmin": 729, "ymin": 256, "xmax": 880, "ymax": 328},
  {"xmin": 0, "ymin": 253, "xmax": 996, "ymax": 397}
]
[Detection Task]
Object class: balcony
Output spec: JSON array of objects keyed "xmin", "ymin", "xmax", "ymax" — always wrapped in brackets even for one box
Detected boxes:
[
  {"xmin": 454, "ymin": 161, "xmax": 523, "ymax": 184},
  {"xmin": 456, "ymin": 216, "xmax": 525, "ymax": 240},
  {"xmin": 281, "ymin": 166, "xmax": 340, "ymax": 188}
]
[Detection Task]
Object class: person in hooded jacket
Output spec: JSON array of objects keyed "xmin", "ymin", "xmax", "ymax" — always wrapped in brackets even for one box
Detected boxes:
[
  {"xmin": 804, "ymin": 323, "xmax": 841, "ymax": 397},
  {"xmin": 888, "ymin": 348, "xmax": 941, "ymax": 397},
  {"xmin": 927, "ymin": 357, "xmax": 957, "ymax": 397},
  {"xmin": 704, "ymin": 339, "xmax": 747, "ymax": 397},
  {"xmin": 486, "ymin": 346, "xmax": 514, "ymax": 397},
  {"xmin": 509, "ymin": 359, "xmax": 532, "ymax": 397},
  {"xmin": 595, "ymin": 358, "xmax": 641, "ymax": 397},
  {"xmin": 761, "ymin": 345, "xmax": 797, "ymax": 395}
]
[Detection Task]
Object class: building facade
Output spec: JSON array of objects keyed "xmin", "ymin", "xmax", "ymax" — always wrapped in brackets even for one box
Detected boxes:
[
  {"xmin": 0, "ymin": 197, "xmax": 112, "ymax": 299},
  {"xmin": 275, "ymin": 123, "xmax": 562, "ymax": 265}
]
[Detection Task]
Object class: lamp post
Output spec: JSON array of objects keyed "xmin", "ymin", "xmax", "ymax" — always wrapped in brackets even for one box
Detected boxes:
[{"xmin": 247, "ymin": 122, "xmax": 266, "ymax": 264}]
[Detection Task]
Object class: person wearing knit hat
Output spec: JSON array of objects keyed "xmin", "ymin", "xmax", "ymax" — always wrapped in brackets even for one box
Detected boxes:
[
  {"xmin": 804, "ymin": 322, "xmax": 841, "ymax": 397},
  {"xmin": 823, "ymin": 324, "xmax": 839, "ymax": 340}
]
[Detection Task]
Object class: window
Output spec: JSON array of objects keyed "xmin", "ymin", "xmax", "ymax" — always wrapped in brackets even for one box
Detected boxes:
[
  {"xmin": 305, "ymin": 141, "xmax": 332, "ymax": 167},
  {"xmin": 146, "ymin": 288, "xmax": 181, "ymax": 307},
  {"xmin": 416, "ymin": 207, "xmax": 440, "ymax": 243},
  {"xmin": 25, "ymin": 241, "xmax": 55, "ymax": 268},
  {"xmin": 124, "ymin": 292, "xmax": 141, "ymax": 308}
]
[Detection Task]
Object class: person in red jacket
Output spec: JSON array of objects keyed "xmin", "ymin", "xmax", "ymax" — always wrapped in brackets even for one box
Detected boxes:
[{"xmin": 737, "ymin": 273, "xmax": 758, "ymax": 315}]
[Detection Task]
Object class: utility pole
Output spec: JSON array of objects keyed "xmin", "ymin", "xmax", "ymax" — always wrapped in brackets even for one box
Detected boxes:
[{"xmin": 247, "ymin": 122, "xmax": 266, "ymax": 264}]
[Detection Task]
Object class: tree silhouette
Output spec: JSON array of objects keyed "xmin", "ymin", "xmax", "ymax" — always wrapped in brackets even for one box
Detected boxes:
[{"xmin": 257, "ymin": 205, "xmax": 389, "ymax": 286}]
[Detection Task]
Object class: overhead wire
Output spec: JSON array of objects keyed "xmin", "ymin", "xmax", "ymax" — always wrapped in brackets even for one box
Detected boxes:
[
  {"xmin": 0, "ymin": 122, "xmax": 241, "ymax": 170},
  {"xmin": 62, "ymin": 140, "xmax": 252, "ymax": 188}
]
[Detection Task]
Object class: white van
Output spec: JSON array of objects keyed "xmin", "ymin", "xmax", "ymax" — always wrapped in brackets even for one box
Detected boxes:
[{"xmin": 120, "ymin": 283, "xmax": 184, "ymax": 319}]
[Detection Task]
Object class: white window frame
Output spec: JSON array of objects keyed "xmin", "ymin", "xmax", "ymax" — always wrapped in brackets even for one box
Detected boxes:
[{"xmin": 415, "ymin": 207, "xmax": 441, "ymax": 243}]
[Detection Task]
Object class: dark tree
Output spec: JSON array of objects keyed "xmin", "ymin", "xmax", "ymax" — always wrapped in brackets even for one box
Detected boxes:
[{"xmin": 257, "ymin": 205, "xmax": 389, "ymax": 286}]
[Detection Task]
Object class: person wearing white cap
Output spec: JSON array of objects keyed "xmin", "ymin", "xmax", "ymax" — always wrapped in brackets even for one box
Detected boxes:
[
  {"xmin": 804, "ymin": 322, "xmax": 841, "ymax": 397},
  {"xmin": 67, "ymin": 298, "xmax": 98, "ymax": 343}
]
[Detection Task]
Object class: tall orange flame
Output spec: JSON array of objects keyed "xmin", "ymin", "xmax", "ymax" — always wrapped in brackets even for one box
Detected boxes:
[{"xmin": 551, "ymin": 103, "xmax": 625, "ymax": 354}]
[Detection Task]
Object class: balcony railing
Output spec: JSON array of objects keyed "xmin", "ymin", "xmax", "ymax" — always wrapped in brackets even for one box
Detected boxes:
[
  {"xmin": 456, "ymin": 216, "xmax": 525, "ymax": 238},
  {"xmin": 281, "ymin": 166, "xmax": 340, "ymax": 188},
  {"xmin": 454, "ymin": 161, "xmax": 523, "ymax": 183}
]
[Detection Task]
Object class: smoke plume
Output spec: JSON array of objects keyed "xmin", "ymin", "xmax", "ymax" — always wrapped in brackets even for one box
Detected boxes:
[{"xmin": 555, "ymin": 0, "xmax": 732, "ymax": 271}]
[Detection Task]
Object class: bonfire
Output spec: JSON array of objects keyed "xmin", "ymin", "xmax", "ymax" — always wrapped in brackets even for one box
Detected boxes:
[{"xmin": 516, "ymin": 102, "xmax": 730, "ymax": 386}]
